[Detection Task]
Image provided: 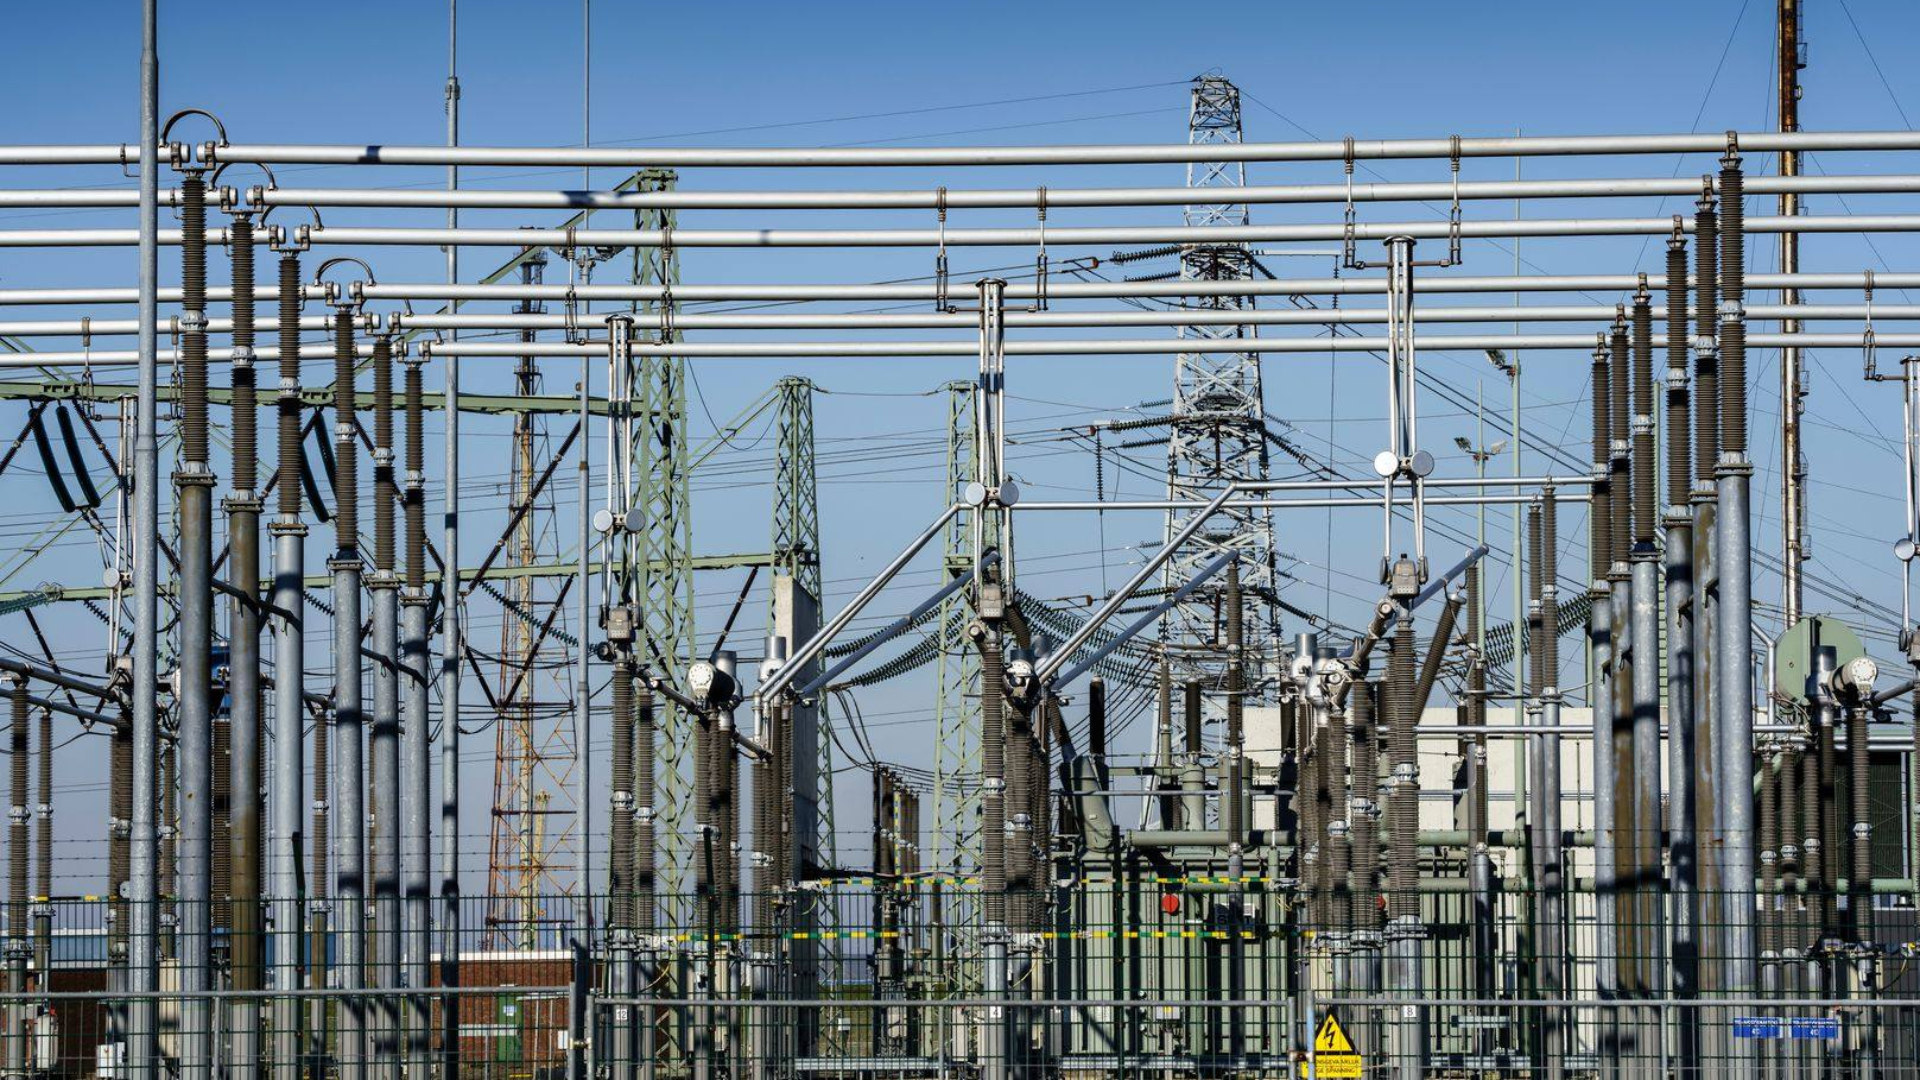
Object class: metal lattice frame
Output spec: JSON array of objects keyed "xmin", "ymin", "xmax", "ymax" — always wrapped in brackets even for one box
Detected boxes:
[
  {"xmin": 1162, "ymin": 75, "xmax": 1279, "ymax": 700},
  {"xmin": 932, "ymin": 379, "xmax": 980, "ymax": 879},
  {"xmin": 483, "ymin": 252, "xmax": 580, "ymax": 946},
  {"xmin": 769, "ymin": 375, "xmax": 834, "ymax": 870},
  {"xmin": 629, "ymin": 172, "xmax": 698, "ymax": 896}
]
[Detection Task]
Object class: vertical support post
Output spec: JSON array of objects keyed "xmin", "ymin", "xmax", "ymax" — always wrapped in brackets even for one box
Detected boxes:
[
  {"xmin": 174, "ymin": 160, "xmax": 216, "ymax": 1080},
  {"xmin": 1663, "ymin": 222, "xmax": 1699, "ymax": 1012},
  {"xmin": 226, "ymin": 206, "xmax": 266, "ymax": 1080},
  {"xmin": 270, "ymin": 246, "xmax": 308, "ymax": 1080},
  {"xmin": 331, "ymin": 303, "xmax": 368, "ymax": 1080},
  {"xmin": 1630, "ymin": 285, "xmax": 1666, "ymax": 996},
  {"xmin": 438, "ymin": 4, "xmax": 464, "ymax": 1074},
  {"xmin": 1717, "ymin": 148, "xmax": 1758, "ymax": 1001},
  {"xmin": 1537, "ymin": 491, "xmax": 1566, "ymax": 1079},
  {"xmin": 1691, "ymin": 185, "xmax": 1723, "ymax": 1009},
  {"xmin": 400, "ymin": 350, "xmax": 432, "ymax": 1080},
  {"xmin": 1779, "ymin": 0, "xmax": 1806, "ymax": 626},
  {"xmin": 6, "ymin": 683, "xmax": 28, "ymax": 1080},
  {"xmin": 129, "ymin": 7, "xmax": 163, "ymax": 1076},
  {"xmin": 369, "ymin": 336, "xmax": 402, "ymax": 1080},
  {"xmin": 1589, "ymin": 339, "xmax": 1619, "ymax": 1005}
]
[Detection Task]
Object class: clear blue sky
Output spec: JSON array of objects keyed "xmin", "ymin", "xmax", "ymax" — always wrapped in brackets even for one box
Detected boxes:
[{"xmin": 7, "ymin": 0, "xmax": 1920, "ymax": 880}]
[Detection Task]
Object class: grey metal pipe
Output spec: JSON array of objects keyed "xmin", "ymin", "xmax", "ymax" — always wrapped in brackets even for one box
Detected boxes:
[
  {"xmin": 11, "ymin": 268, "xmax": 1920, "ymax": 309},
  {"xmin": 437, "ymin": 18, "xmax": 463, "ymax": 1071},
  {"xmin": 368, "ymin": 336, "xmax": 402, "ymax": 1080},
  {"xmin": 399, "ymin": 353, "xmax": 431, "ymax": 1080},
  {"xmin": 18, "ymin": 168, "xmax": 1920, "ymax": 211},
  {"xmin": 1661, "ymin": 223, "xmax": 1699, "ymax": 1011},
  {"xmin": 1629, "ymin": 288, "xmax": 1666, "ymax": 998},
  {"xmin": 418, "ymin": 330, "xmax": 1920, "ymax": 359},
  {"xmin": 250, "ymin": 211, "xmax": 1920, "ymax": 251},
  {"xmin": 1536, "ymin": 492, "xmax": 1567, "ymax": 1073},
  {"xmin": 330, "ymin": 305, "xmax": 368, "ymax": 1080},
  {"xmin": 19, "ymin": 300, "xmax": 1920, "ymax": 340},
  {"xmin": 1716, "ymin": 153, "xmax": 1758, "ymax": 1000},
  {"xmin": 172, "ymin": 162, "xmax": 217, "ymax": 1080},
  {"xmin": 5, "ymin": 681, "xmax": 27, "ymax": 1080},
  {"xmin": 1587, "ymin": 338, "xmax": 1620, "ymax": 1003},
  {"xmin": 196, "ymin": 128, "xmax": 1920, "ymax": 168},
  {"xmin": 1690, "ymin": 187, "xmax": 1723, "ymax": 1004},
  {"xmin": 127, "ymin": 6, "xmax": 162, "ymax": 1076},
  {"xmin": 225, "ymin": 203, "xmax": 266, "ymax": 1080},
  {"xmin": 269, "ymin": 244, "xmax": 309, "ymax": 1080},
  {"xmin": 30, "ymin": 331, "xmax": 1920, "ymax": 368}
]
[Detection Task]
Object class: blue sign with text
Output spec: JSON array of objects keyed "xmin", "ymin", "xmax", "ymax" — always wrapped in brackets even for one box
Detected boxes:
[
  {"xmin": 1733, "ymin": 1017, "xmax": 1783, "ymax": 1040},
  {"xmin": 1789, "ymin": 1017, "xmax": 1841, "ymax": 1040}
]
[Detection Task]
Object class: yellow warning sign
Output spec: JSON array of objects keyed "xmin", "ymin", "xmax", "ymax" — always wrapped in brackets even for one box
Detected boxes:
[{"xmin": 1299, "ymin": 1011, "xmax": 1364, "ymax": 1078}]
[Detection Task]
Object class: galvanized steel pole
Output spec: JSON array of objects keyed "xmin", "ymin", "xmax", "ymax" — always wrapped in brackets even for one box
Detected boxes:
[{"xmin": 127, "ymin": 4, "xmax": 162, "ymax": 1077}]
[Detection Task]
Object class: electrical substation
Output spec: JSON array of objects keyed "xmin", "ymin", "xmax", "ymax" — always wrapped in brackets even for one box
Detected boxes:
[{"xmin": 3, "ymin": 2, "xmax": 1920, "ymax": 1077}]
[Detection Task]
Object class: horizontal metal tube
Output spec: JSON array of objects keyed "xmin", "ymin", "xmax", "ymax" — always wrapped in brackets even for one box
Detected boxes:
[
  {"xmin": 267, "ymin": 213, "xmax": 1920, "ymax": 249},
  {"xmin": 8, "ymin": 212, "xmax": 1911, "ymax": 250},
  {"xmin": 17, "ymin": 332, "xmax": 1919, "ymax": 368},
  {"xmin": 6, "ymin": 271, "xmax": 1917, "ymax": 308},
  {"xmin": 8, "ymin": 303, "xmax": 1910, "ymax": 338},
  {"xmin": 417, "ymin": 332, "xmax": 1920, "ymax": 357},
  {"xmin": 1016, "ymin": 494, "xmax": 1591, "ymax": 509},
  {"xmin": 196, "ymin": 129, "xmax": 1920, "ymax": 167},
  {"xmin": 17, "ymin": 170, "xmax": 1920, "ymax": 210}
]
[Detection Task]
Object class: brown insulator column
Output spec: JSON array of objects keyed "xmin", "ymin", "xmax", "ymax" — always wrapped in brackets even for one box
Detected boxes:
[
  {"xmin": 1803, "ymin": 715, "xmax": 1828, "ymax": 957},
  {"xmin": 1385, "ymin": 589, "xmax": 1418, "ymax": 925},
  {"xmin": 1630, "ymin": 283, "xmax": 1666, "ymax": 995},
  {"xmin": 110, "ymin": 708, "xmax": 131, "ymax": 1039},
  {"xmin": 1004, "ymin": 702, "xmax": 1032, "ymax": 927},
  {"xmin": 976, "ymin": 630, "xmax": 1006, "ymax": 926},
  {"xmin": 1846, "ymin": 696, "xmax": 1872, "ymax": 949},
  {"xmin": 1662, "ymin": 220, "xmax": 1700, "ymax": 1007},
  {"xmin": 1607, "ymin": 312, "xmax": 1640, "ymax": 995},
  {"xmin": 6, "ymin": 683, "xmax": 26, "ymax": 1080},
  {"xmin": 634, "ymin": 680, "xmax": 656, "ymax": 937},
  {"xmin": 33, "ymin": 708, "xmax": 50, "ymax": 987},
  {"xmin": 1778, "ymin": 742, "xmax": 1803, "ymax": 966},
  {"xmin": 225, "ymin": 206, "xmax": 265, "ymax": 1068},
  {"xmin": 270, "ymin": 246, "xmax": 309, "ymax": 1080},
  {"xmin": 1348, "ymin": 681, "xmax": 1380, "ymax": 970},
  {"xmin": 1325, "ymin": 683, "xmax": 1350, "ymax": 947},
  {"xmin": 1588, "ymin": 338, "xmax": 1621, "ymax": 999},
  {"xmin": 610, "ymin": 655, "xmax": 635, "ymax": 935}
]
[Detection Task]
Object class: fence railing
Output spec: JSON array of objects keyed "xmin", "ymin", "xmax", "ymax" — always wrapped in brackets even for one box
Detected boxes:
[{"xmin": 1, "ymin": 888, "xmax": 1915, "ymax": 1074}]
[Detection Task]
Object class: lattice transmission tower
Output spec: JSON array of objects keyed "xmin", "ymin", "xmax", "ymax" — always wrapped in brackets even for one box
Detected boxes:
[
  {"xmin": 484, "ymin": 250, "xmax": 581, "ymax": 947},
  {"xmin": 1162, "ymin": 75, "xmax": 1279, "ymax": 699},
  {"xmin": 931, "ymin": 380, "xmax": 979, "ymax": 878},
  {"xmin": 627, "ymin": 171, "xmax": 699, "ymax": 897}
]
